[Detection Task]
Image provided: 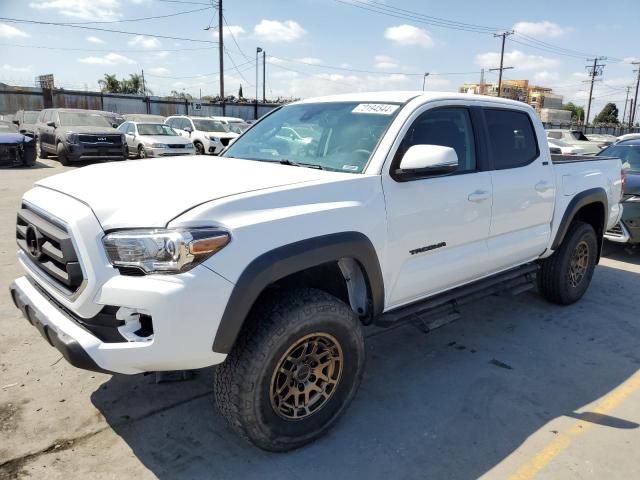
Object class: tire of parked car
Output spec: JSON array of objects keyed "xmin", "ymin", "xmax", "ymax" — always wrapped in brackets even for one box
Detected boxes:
[
  {"xmin": 56, "ymin": 142, "xmax": 70, "ymax": 166},
  {"xmin": 194, "ymin": 141, "xmax": 204, "ymax": 155},
  {"xmin": 36, "ymin": 137, "xmax": 48, "ymax": 159},
  {"xmin": 213, "ymin": 288, "xmax": 365, "ymax": 452},
  {"xmin": 138, "ymin": 145, "xmax": 147, "ymax": 159},
  {"xmin": 538, "ymin": 220, "xmax": 598, "ymax": 305},
  {"xmin": 22, "ymin": 143, "xmax": 37, "ymax": 167}
]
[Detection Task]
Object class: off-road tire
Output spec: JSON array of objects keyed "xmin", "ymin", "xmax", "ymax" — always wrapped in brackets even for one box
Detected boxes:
[
  {"xmin": 56, "ymin": 142, "xmax": 70, "ymax": 166},
  {"xmin": 36, "ymin": 138, "xmax": 48, "ymax": 159},
  {"xmin": 538, "ymin": 221, "xmax": 598, "ymax": 305},
  {"xmin": 213, "ymin": 288, "xmax": 365, "ymax": 452}
]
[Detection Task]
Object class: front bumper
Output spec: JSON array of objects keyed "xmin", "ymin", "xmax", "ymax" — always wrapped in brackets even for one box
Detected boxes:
[
  {"xmin": 605, "ymin": 202, "xmax": 640, "ymax": 244},
  {"xmin": 144, "ymin": 146, "xmax": 196, "ymax": 157},
  {"xmin": 65, "ymin": 143, "xmax": 127, "ymax": 161}
]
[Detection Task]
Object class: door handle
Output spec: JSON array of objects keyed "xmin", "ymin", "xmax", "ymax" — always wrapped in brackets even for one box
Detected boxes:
[
  {"xmin": 468, "ymin": 190, "xmax": 490, "ymax": 202},
  {"xmin": 535, "ymin": 181, "xmax": 553, "ymax": 192}
]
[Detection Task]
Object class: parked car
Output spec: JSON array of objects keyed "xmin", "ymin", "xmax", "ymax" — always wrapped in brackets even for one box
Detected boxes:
[
  {"xmin": 0, "ymin": 120, "xmax": 36, "ymax": 167},
  {"xmin": 616, "ymin": 133, "xmax": 640, "ymax": 143},
  {"xmin": 546, "ymin": 129, "xmax": 602, "ymax": 154},
  {"xmin": 98, "ymin": 111, "xmax": 125, "ymax": 127},
  {"xmin": 35, "ymin": 108, "xmax": 127, "ymax": 165},
  {"xmin": 117, "ymin": 121, "xmax": 196, "ymax": 158},
  {"xmin": 600, "ymin": 139, "xmax": 640, "ymax": 245},
  {"xmin": 165, "ymin": 115, "xmax": 238, "ymax": 155},
  {"xmin": 123, "ymin": 113, "xmax": 166, "ymax": 123},
  {"xmin": 13, "ymin": 110, "xmax": 40, "ymax": 138},
  {"xmin": 585, "ymin": 133, "xmax": 617, "ymax": 147},
  {"xmin": 547, "ymin": 138, "xmax": 584, "ymax": 155},
  {"xmin": 209, "ymin": 116, "xmax": 250, "ymax": 134},
  {"xmin": 11, "ymin": 92, "xmax": 623, "ymax": 452}
]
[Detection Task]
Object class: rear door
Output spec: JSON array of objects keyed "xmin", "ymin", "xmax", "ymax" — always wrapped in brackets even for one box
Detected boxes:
[
  {"xmin": 382, "ymin": 104, "xmax": 493, "ymax": 308},
  {"xmin": 40, "ymin": 110, "xmax": 55, "ymax": 151},
  {"xmin": 483, "ymin": 107, "xmax": 556, "ymax": 271}
]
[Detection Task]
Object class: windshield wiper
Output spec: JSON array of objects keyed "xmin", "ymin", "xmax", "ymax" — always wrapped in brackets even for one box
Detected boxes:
[{"xmin": 278, "ymin": 159, "xmax": 323, "ymax": 170}]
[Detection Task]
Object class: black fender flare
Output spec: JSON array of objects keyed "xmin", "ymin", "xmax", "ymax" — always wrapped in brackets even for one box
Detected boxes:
[
  {"xmin": 550, "ymin": 187, "xmax": 608, "ymax": 251},
  {"xmin": 212, "ymin": 231, "xmax": 385, "ymax": 354}
]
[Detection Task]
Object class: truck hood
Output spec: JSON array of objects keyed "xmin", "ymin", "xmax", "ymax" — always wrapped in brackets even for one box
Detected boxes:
[{"xmin": 36, "ymin": 157, "xmax": 340, "ymax": 230}]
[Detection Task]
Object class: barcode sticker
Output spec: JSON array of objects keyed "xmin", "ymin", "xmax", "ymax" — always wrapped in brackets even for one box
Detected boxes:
[{"xmin": 352, "ymin": 103, "xmax": 399, "ymax": 115}]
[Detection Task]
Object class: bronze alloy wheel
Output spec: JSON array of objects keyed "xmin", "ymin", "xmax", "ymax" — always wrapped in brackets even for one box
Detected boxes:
[
  {"xmin": 568, "ymin": 240, "xmax": 589, "ymax": 287},
  {"xmin": 270, "ymin": 332, "xmax": 343, "ymax": 421}
]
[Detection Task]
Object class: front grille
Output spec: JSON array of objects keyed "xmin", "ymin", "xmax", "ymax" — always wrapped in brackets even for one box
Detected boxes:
[
  {"xmin": 167, "ymin": 144, "xmax": 186, "ymax": 149},
  {"xmin": 220, "ymin": 138, "xmax": 231, "ymax": 147},
  {"xmin": 16, "ymin": 204, "xmax": 84, "ymax": 293},
  {"xmin": 606, "ymin": 223, "xmax": 624, "ymax": 237},
  {"xmin": 78, "ymin": 134, "xmax": 122, "ymax": 145}
]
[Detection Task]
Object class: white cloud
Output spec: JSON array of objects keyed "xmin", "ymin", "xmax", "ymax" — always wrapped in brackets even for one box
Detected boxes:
[
  {"xmin": 86, "ymin": 36, "xmax": 104, "ymax": 44},
  {"xmin": 374, "ymin": 55, "xmax": 398, "ymax": 69},
  {"xmin": 384, "ymin": 25, "xmax": 433, "ymax": 48},
  {"xmin": 1, "ymin": 64, "xmax": 33, "ymax": 73},
  {"xmin": 154, "ymin": 51, "xmax": 170, "ymax": 58},
  {"xmin": 0, "ymin": 23, "xmax": 30, "ymax": 39},
  {"xmin": 222, "ymin": 25, "xmax": 245, "ymax": 37},
  {"xmin": 148, "ymin": 67, "xmax": 169, "ymax": 75},
  {"xmin": 624, "ymin": 57, "xmax": 640, "ymax": 64},
  {"xmin": 339, "ymin": 63, "xmax": 351, "ymax": 68},
  {"xmin": 512, "ymin": 21, "xmax": 572, "ymax": 38},
  {"xmin": 128, "ymin": 35, "xmax": 161, "ymax": 49},
  {"xmin": 475, "ymin": 50, "xmax": 559, "ymax": 71},
  {"xmin": 254, "ymin": 19, "xmax": 306, "ymax": 42},
  {"xmin": 78, "ymin": 52, "xmax": 136, "ymax": 65},
  {"xmin": 297, "ymin": 57, "xmax": 322, "ymax": 65},
  {"xmin": 29, "ymin": 0, "xmax": 121, "ymax": 21},
  {"xmin": 534, "ymin": 71, "xmax": 559, "ymax": 82}
]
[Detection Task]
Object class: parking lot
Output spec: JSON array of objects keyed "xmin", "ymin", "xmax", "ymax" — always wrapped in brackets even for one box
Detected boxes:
[{"xmin": 1, "ymin": 158, "xmax": 639, "ymax": 479}]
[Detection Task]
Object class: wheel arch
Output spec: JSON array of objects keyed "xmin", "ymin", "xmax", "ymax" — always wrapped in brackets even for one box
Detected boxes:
[
  {"xmin": 212, "ymin": 232, "xmax": 384, "ymax": 354},
  {"xmin": 551, "ymin": 187, "xmax": 608, "ymax": 261}
]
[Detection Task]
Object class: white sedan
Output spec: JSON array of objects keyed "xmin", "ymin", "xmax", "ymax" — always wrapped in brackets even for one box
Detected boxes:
[
  {"xmin": 118, "ymin": 122, "xmax": 196, "ymax": 158},
  {"xmin": 547, "ymin": 138, "xmax": 584, "ymax": 155}
]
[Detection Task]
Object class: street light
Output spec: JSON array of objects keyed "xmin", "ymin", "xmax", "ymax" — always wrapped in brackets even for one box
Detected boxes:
[
  {"xmin": 422, "ymin": 72, "xmax": 430, "ymax": 91},
  {"xmin": 256, "ymin": 47, "xmax": 263, "ymax": 104}
]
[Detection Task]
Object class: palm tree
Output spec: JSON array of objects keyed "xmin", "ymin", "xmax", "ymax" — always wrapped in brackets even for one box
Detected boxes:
[{"xmin": 98, "ymin": 74, "xmax": 120, "ymax": 93}]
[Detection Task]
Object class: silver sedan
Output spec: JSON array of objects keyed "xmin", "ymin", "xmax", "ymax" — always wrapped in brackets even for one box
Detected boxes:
[{"xmin": 118, "ymin": 121, "xmax": 196, "ymax": 158}]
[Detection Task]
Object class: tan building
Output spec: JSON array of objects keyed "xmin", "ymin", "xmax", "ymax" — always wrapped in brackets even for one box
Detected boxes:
[{"xmin": 458, "ymin": 79, "xmax": 563, "ymax": 114}]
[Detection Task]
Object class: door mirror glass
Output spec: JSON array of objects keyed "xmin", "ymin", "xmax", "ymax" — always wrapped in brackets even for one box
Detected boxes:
[
  {"xmin": 12, "ymin": 120, "xmax": 19, "ymax": 125},
  {"xmin": 46, "ymin": 121, "xmax": 56, "ymax": 128},
  {"xmin": 396, "ymin": 145, "xmax": 458, "ymax": 180},
  {"xmin": 183, "ymin": 126, "xmax": 193, "ymax": 133}
]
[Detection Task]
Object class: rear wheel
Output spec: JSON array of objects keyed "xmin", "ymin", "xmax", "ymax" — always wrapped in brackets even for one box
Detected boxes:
[
  {"xmin": 36, "ymin": 138, "xmax": 48, "ymax": 159},
  {"xmin": 213, "ymin": 288, "xmax": 365, "ymax": 452},
  {"xmin": 538, "ymin": 221, "xmax": 598, "ymax": 305},
  {"xmin": 56, "ymin": 142, "xmax": 70, "ymax": 166}
]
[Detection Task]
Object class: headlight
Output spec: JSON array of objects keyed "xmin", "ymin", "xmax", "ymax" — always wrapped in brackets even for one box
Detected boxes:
[
  {"xmin": 151, "ymin": 143, "xmax": 169, "ymax": 148},
  {"xmin": 103, "ymin": 228, "xmax": 230, "ymax": 274},
  {"xmin": 186, "ymin": 143, "xmax": 194, "ymax": 148},
  {"xmin": 209, "ymin": 136, "xmax": 219, "ymax": 142},
  {"xmin": 66, "ymin": 133, "xmax": 79, "ymax": 144}
]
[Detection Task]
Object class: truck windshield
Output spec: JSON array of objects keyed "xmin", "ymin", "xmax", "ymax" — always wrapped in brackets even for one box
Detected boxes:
[
  {"xmin": 193, "ymin": 119, "xmax": 227, "ymax": 132},
  {"xmin": 137, "ymin": 124, "xmax": 178, "ymax": 136},
  {"xmin": 222, "ymin": 102, "xmax": 401, "ymax": 173},
  {"xmin": 24, "ymin": 112, "xmax": 39, "ymax": 123},
  {"xmin": 58, "ymin": 112, "xmax": 111, "ymax": 127}
]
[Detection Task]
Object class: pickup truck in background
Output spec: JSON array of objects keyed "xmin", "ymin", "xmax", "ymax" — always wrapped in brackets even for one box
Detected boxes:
[{"xmin": 10, "ymin": 92, "xmax": 623, "ymax": 451}]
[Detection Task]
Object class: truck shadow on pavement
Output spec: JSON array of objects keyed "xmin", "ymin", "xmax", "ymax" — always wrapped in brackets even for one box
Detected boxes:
[{"xmin": 91, "ymin": 262, "xmax": 640, "ymax": 480}]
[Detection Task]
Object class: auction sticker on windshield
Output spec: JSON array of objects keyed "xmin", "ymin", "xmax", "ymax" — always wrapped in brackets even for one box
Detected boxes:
[{"xmin": 352, "ymin": 103, "xmax": 399, "ymax": 115}]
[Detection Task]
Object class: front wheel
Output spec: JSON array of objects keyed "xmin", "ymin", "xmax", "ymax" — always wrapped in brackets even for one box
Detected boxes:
[
  {"xmin": 194, "ymin": 141, "xmax": 204, "ymax": 155},
  {"xmin": 36, "ymin": 138, "xmax": 48, "ymax": 159},
  {"xmin": 213, "ymin": 288, "xmax": 365, "ymax": 452},
  {"xmin": 138, "ymin": 145, "xmax": 147, "ymax": 159},
  {"xmin": 56, "ymin": 142, "xmax": 70, "ymax": 166},
  {"xmin": 538, "ymin": 221, "xmax": 598, "ymax": 305}
]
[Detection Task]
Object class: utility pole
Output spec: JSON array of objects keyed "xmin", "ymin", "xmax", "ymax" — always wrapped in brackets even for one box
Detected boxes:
[
  {"xmin": 262, "ymin": 50, "xmax": 266, "ymax": 103},
  {"xmin": 584, "ymin": 57, "xmax": 606, "ymax": 127},
  {"xmin": 141, "ymin": 69, "xmax": 148, "ymax": 113},
  {"xmin": 490, "ymin": 31, "xmax": 514, "ymax": 97},
  {"xmin": 631, "ymin": 62, "xmax": 640, "ymax": 128},
  {"xmin": 422, "ymin": 72, "xmax": 429, "ymax": 91},
  {"xmin": 218, "ymin": 0, "xmax": 224, "ymax": 112},
  {"xmin": 255, "ymin": 47, "xmax": 262, "ymax": 118},
  {"xmin": 623, "ymin": 86, "xmax": 631, "ymax": 125}
]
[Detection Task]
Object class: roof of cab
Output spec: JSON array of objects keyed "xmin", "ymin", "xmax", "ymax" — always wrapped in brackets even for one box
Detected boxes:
[{"xmin": 293, "ymin": 91, "xmax": 533, "ymax": 109}]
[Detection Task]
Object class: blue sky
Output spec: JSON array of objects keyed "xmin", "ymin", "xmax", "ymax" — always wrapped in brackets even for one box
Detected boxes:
[{"xmin": 0, "ymin": 0, "xmax": 638, "ymax": 120}]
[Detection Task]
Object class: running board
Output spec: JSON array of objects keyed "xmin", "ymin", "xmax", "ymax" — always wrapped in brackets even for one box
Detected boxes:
[{"xmin": 374, "ymin": 264, "xmax": 539, "ymax": 333}]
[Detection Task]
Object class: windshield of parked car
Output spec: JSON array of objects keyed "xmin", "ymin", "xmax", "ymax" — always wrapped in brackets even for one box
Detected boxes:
[
  {"xmin": 24, "ymin": 112, "xmax": 39, "ymax": 123},
  {"xmin": 137, "ymin": 123, "xmax": 178, "ymax": 136},
  {"xmin": 598, "ymin": 144, "xmax": 640, "ymax": 172},
  {"xmin": 222, "ymin": 102, "xmax": 401, "ymax": 173},
  {"xmin": 58, "ymin": 112, "xmax": 111, "ymax": 127},
  {"xmin": 0, "ymin": 121, "xmax": 18, "ymax": 132},
  {"xmin": 192, "ymin": 119, "xmax": 227, "ymax": 132},
  {"xmin": 227, "ymin": 123, "xmax": 249, "ymax": 134}
]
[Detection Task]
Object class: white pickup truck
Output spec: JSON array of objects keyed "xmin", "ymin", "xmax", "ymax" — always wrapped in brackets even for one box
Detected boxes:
[{"xmin": 10, "ymin": 92, "xmax": 624, "ymax": 451}]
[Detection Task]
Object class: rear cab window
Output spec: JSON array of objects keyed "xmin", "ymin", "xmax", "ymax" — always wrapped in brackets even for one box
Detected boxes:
[{"xmin": 485, "ymin": 109, "xmax": 539, "ymax": 170}]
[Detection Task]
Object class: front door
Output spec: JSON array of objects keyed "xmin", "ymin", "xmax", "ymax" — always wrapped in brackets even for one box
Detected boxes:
[{"xmin": 382, "ymin": 105, "xmax": 493, "ymax": 309}]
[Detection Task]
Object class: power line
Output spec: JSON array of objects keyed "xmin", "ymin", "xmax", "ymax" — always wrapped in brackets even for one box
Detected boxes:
[
  {"xmin": 584, "ymin": 57, "xmax": 607, "ymax": 126},
  {"xmin": 0, "ymin": 42, "xmax": 215, "ymax": 53},
  {"xmin": 0, "ymin": 16, "xmax": 219, "ymax": 44},
  {"xmin": 156, "ymin": 0, "xmax": 213, "ymax": 4},
  {"xmin": 36, "ymin": 7, "xmax": 212, "ymax": 25}
]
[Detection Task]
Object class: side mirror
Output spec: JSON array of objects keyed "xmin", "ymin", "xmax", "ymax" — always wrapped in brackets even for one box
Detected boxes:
[
  {"xmin": 12, "ymin": 120, "xmax": 19, "ymax": 125},
  {"xmin": 184, "ymin": 127, "xmax": 193, "ymax": 134},
  {"xmin": 395, "ymin": 144, "xmax": 459, "ymax": 181},
  {"xmin": 112, "ymin": 123, "xmax": 118, "ymax": 128},
  {"xmin": 46, "ymin": 121, "xmax": 56, "ymax": 128}
]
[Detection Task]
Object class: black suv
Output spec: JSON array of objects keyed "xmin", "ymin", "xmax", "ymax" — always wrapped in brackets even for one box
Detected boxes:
[
  {"xmin": 35, "ymin": 109, "xmax": 127, "ymax": 165},
  {"xmin": 13, "ymin": 110, "xmax": 40, "ymax": 138}
]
